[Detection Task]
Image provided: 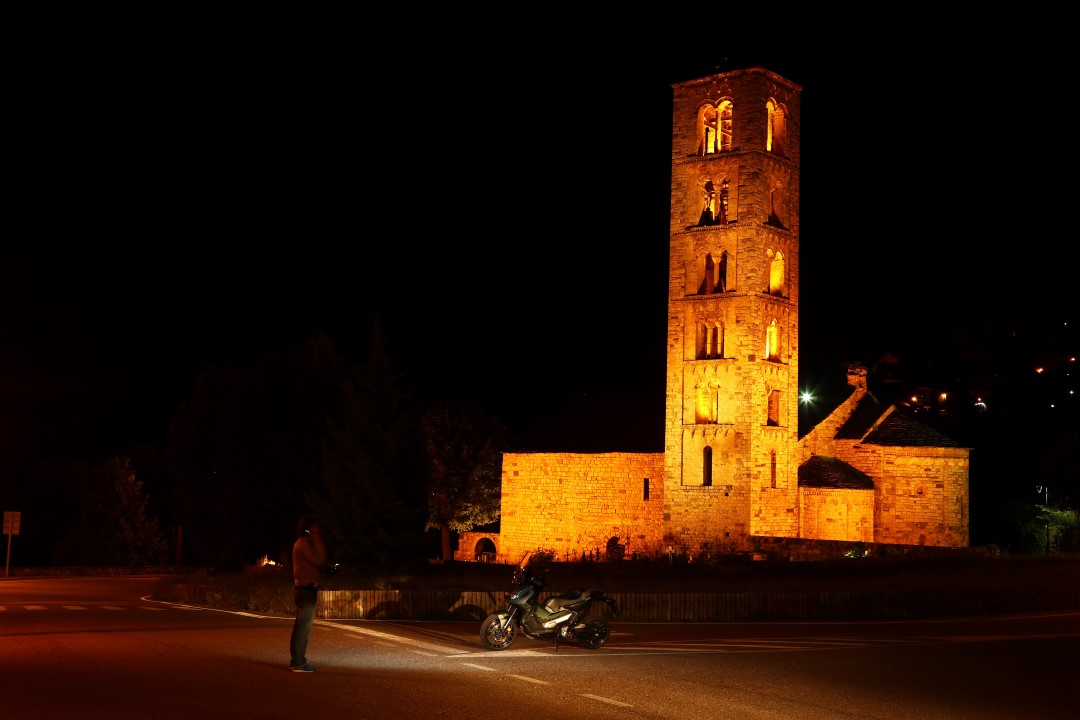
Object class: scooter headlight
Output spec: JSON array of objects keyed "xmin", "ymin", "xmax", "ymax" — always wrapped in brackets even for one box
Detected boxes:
[{"xmin": 508, "ymin": 587, "xmax": 533, "ymax": 604}]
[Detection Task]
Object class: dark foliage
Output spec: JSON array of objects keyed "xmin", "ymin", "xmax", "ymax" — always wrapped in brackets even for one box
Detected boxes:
[{"xmin": 309, "ymin": 317, "xmax": 429, "ymax": 576}]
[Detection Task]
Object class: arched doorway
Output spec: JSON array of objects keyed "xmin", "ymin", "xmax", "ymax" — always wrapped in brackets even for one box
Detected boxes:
[
  {"xmin": 474, "ymin": 538, "xmax": 496, "ymax": 563},
  {"xmin": 606, "ymin": 537, "xmax": 624, "ymax": 561}
]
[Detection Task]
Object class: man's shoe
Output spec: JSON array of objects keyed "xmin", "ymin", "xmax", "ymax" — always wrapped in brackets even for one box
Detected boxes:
[{"xmin": 290, "ymin": 663, "xmax": 316, "ymax": 673}]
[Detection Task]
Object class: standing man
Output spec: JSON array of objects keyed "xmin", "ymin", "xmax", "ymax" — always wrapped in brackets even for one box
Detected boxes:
[{"xmin": 289, "ymin": 514, "xmax": 327, "ymax": 673}]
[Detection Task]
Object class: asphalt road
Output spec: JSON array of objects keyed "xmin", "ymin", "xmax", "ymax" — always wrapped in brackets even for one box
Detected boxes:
[{"xmin": 3, "ymin": 576, "xmax": 1079, "ymax": 719}]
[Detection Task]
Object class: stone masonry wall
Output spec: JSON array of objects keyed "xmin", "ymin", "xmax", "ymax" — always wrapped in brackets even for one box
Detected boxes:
[
  {"xmin": 798, "ymin": 487, "xmax": 875, "ymax": 542},
  {"xmin": 467, "ymin": 452, "xmax": 665, "ymax": 564},
  {"xmin": 871, "ymin": 448, "xmax": 970, "ymax": 547}
]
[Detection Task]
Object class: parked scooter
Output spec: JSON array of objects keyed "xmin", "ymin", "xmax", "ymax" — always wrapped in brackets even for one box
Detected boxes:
[{"xmin": 479, "ymin": 553, "xmax": 618, "ymax": 651}]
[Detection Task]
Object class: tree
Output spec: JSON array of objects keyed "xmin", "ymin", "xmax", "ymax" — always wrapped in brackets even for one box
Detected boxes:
[
  {"xmin": 54, "ymin": 455, "xmax": 167, "ymax": 566},
  {"xmin": 311, "ymin": 316, "xmax": 428, "ymax": 576},
  {"xmin": 165, "ymin": 333, "xmax": 349, "ymax": 569},
  {"xmin": 421, "ymin": 396, "xmax": 505, "ymax": 561}
]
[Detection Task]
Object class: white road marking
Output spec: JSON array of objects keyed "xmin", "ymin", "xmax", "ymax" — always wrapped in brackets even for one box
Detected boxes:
[
  {"xmin": 320, "ymin": 620, "xmax": 461, "ymax": 655},
  {"xmin": 582, "ymin": 694, "xmax": 634, "ymax": 708}
]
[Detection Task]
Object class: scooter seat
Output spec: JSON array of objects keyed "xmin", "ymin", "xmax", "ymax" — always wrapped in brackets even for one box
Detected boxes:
[{"xmin": 544, "ymin": 588, "xmax": 590, "ymax": 612}]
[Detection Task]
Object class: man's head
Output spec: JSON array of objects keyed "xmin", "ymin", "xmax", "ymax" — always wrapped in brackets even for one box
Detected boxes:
[{"xmin": 297, "ymin": 514, "xmax": 319, "ymax": 537}]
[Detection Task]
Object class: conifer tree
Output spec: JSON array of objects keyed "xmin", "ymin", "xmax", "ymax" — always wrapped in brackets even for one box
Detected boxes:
[
  {"xmin": 312, "ymin": 316, "xmax": 428, "ymax": 575},
  {"xmin": 165, "ymin": 333, "xmax": 348, "ymax": 569},
  {"xmin": 55, "ymin": 455, "xmax": 167, "ymax": 566}
]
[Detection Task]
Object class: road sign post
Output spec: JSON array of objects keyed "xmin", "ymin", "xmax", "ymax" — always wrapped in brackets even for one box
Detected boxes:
[{"xmin": 4, "ymin": 511, "xmax": 21, "ymax": 577}]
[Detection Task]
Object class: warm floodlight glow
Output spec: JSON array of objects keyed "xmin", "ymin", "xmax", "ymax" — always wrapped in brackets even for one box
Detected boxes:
[{"xmin": 1035, "ymin": 367, "xmax": 1045, "ymax": 374}]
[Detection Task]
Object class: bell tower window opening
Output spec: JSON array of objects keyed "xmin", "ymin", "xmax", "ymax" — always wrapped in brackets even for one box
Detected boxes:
[
  {"xmin": 767, "ymin": 99, "xmax": 786, "ymax": 157},
  {"xmin": 697, "ymin": 253, "xmax": 711, "ymax": 294},
  {"xmin": 696, "ymin": 178, "xmax": 729, "ymax": 227},
  {"xmin": 765, "ymin": 319, "xmax": 781, "ymax": 362},
  {"xmin": 696, "ymin": 382, "xmax": 718, "ymax": 424},
  {"xmin": 767, "ymin": 186, "xmax": 787, "ymax": 229},
  {"xmin": 697, "ymin": 250, "xmax": 729, "ymax": 295},
  {"xmin": 718, "ymin": 101, "xmax": 732, "ymax": 151},
  {"xmin": 767, "ymin": 390, "xmax": 781, "ymax": 427},
  {"xmin": 698, "ymin": 100, "xmax": 733, "ymax": 156},
  {"xmin": 769, "ymin": 250, "xmax": 785, "ymax": 296},
  {"xmin": 696, "ymin": 323, "xmax": 726, "ymax": 361}
]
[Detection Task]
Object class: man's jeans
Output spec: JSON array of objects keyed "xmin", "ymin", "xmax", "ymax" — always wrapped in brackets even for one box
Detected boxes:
[{"xmin": 290, "ymin": 585, "xmax": 318, "ymax": 667}]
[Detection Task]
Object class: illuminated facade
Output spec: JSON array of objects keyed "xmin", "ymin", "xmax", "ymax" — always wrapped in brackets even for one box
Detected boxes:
[
  {"xmin": 457, "ymin": 67, "xmax": 969, "ymax": 563},
  {"xmin": 662, "ymin": 67, "xmax": 801, "ymax": 551}
]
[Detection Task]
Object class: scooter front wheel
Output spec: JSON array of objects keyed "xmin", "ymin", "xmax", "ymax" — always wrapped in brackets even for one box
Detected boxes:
[
  {"xmin": 480, "ymin": 613, "xmax": 517, "ymax": 650},
  {"xmin": 575, "ymin": 614, "xmax": 610, "ymax": 649}
]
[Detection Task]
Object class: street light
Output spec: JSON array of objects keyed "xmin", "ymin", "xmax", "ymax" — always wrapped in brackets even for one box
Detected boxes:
[{"xmin": 1036, "ymin": 486, "xmax": 1050, "ymax": 553}]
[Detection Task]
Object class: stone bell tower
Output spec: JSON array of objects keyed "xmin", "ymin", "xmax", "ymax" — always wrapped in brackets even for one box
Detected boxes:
[{"xmin": 663, "ymin": 67, "xmax": 802, "ymax": 554}]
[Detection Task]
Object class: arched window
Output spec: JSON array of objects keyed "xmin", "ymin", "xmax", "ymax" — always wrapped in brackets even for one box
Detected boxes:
[
  {"xmin": 704, "ymin": 252, "xmax": 718, "ymax": 293},
  {"xmin": 696, "ymin": 381, "xmax": 718, "ymax": 424},
  {"xmin": 698, "ymin": 177, "xmax": 731, "ymax": 227},
  {"xmin": 767, "ymin": 390, "xmax": 781, "ymax": 426},
  {"xmin": 698, "ymin": 100, "xmax": 733, "ymax": 155},
  {"xmin": 769, "ymin": 251, "xmax": 785, "ymax": 296},
  {"xmin": 703, "ymin": 446, "xmax": 713, "ymax": 486},
  {"xmin": 696, "ymin": 250, "xmax": 729, "ymax": 295},
  {"xmin": 765, "ymin": 319, "xmax": 781, "ymax": 361},
  {"xmin": 696, "ymin": 323, "xmax": 725, "ymax": 360},
  {"xmin": 718, "ymin": 101, "xmax": 732, "ymax": 151},
  {"xmin": 767, "ymin": 184, "xmax": 787, "ymax": 229},
  {"xmin": 767, "ymin": 99, "xmax": 786, "ymax": 157}
]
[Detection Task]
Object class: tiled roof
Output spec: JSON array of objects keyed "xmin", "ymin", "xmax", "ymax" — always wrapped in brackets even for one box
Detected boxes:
[
  {"xmin": 832, "ymin": 391, "xmax": 963, "ymax": 448},
  {"xmin": 798, "ymin": 455, "xmax": 874, "ymax": 489},
  {"xmin": 862, "ymin": 412, "xmax": 963, "ymax": 448}
]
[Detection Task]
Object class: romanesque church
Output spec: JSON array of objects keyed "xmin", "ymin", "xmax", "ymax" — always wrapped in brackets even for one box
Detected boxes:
[{"xmin": 456, "ymin": 66, "xmax": 970, "ymax": 563}]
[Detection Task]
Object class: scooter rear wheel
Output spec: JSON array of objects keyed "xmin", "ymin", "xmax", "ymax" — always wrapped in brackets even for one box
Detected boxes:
[
  {"xmin": 480, "ymin": 613, "xmax": 517, "ymax": 650},
  {"xmin": 575, "ymin": 614, "xmax": 610, "ymax": 649}
]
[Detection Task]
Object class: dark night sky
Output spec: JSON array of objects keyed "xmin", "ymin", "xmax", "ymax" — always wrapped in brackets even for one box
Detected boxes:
[{"xmin": 3, "ymin": 37, "xmax": 1074, "ymax": 493}]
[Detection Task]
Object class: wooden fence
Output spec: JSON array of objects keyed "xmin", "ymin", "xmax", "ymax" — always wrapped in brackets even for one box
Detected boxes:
[{"xmin": 313, "ymin": 575, "xmax": 1080, "ymax": 622}]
